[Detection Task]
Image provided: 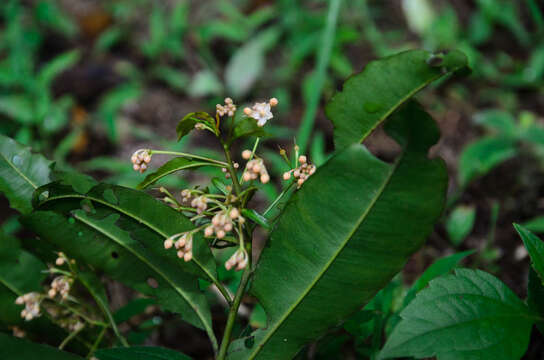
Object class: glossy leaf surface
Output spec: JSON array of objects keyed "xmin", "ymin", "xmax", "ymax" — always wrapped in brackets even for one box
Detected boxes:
[
  {"xmin": 228, "ymin": 102, "xmax": 447, "ymax": 359},
  {"xmin": 325, "ymin": 49, "xmax": 468, "ymax": 150},
  {"xmin": 0, "ymin": 134, "xmax": 52, "ymax": 214},
  {"xmin": 176, "ymin": 112, "xmax": 215, "ymax": 141},
  {"xmin": 381, "ymin": 269, "xmax": 534, "ymax": 360}
]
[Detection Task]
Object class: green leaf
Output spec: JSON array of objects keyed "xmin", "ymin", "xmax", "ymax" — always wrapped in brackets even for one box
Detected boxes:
[
  {"xmin": 527, "ymin": 268, "xmax": 544, "ymax": 336},
  {"xmin": 37, "ymin": 50, "xmax": 80, "ymax": 87},
  {"xmin": 0, "ymin": 333, "xmax": 83, "ymax": 359},
  {"xmin": 228, "ymin": 102, "xmax": 447, "ymax": 359},
  {"xmin": 241, "ymin": 209, "xmax": 270, "ymax": 230},
  {"xmin": 514, "ymin": 224, "xmax": 544, "ymax": 282},
  {"xmin": 473, "ymin": 109, "xmax": 517, "ymax": 136},
  {"xmin": 445, "ymin": 205, "xmax": 476, "ymax": 246},
  {"xmin": 230, "ymin": 117, "xmax": 266, "ymax": 144},
  {"xmin": 325, "ymin": 49, "xmax": 468, "ymax": 150},
  {"xmin": 0, "ymin": 95, "xmax": 34, "ymax": 123},
  {"xmin": 403, "ymin": 250, "xmax": 474, "ymax": 306},
  {"xmin": 137, "ymin": 158, "xmax": 210, "ymax": 189},
  {"xmin": 521, "ymin": 216, "xmax": 544, "ymax": 233},
  {"xmin": 23, "ymin": 183, "xmax": 219, "ymax": 348},
  {"xmin": 458, "ymin": 137, "xmax": 517, "ymax": 187},
  {"xmin": 176, "ymin": 112, "xmax": 216, "ymax": 141},
  {"xmin": 381, "ymin": 269, "xmax": 534, "ymax": 360},
  {"xmin": 0, "ymin": 134, "xmax": 53, "ymax": 214},
  {"xmin": 113, "ymin": 298, "xmax": 155, "ymax": 324},
  {"xmin": 96, "ymin": 346, "xmax": 191, "ymax": 360}
]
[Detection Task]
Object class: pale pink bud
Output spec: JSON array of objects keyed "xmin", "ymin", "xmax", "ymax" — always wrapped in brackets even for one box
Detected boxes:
[
  {"xmin": 269, "ymin": 97, "xmax": 278, "ymax": 106},
  {"xmin": 243, "ymin": 172, "xmax": 252, "ymax": 181},
  {"xmin": 229, "ymin": 208, "xmax": 239, "ymax": 219},
  {"xmin": 216, "ymin": 230, "xmax": 226, "ymax": 239},
  {"xmin": 298, "ymin": 155, "xmax": 307, "ymax": 164},
  {"xmin": 283, "ymin": 172, "xmax": 291, "ymax": 180},
  {"xmin": 204, "ymin": 226, "xmax": 214, "ymax": 237},
  {"xmin": 164, "ymin": 239, "xmax": 173, "ymax": 249},
  {"xmin": 177, "ymin": 250, "xmax": 184, "ymax": 258},
  {"xmin": 243, "ymin": 107, "xmax": 252, "ymax": 116},
  {"xmin": 260, "ymin": 174, "xmax": 270, "ymax": 184},
  {"xmin": 183, "ymin": 252, "xmax": 192, "ymax": 262},
  {"xmin": 55, "ymin": 257, "xmax": 65, "ymax": 266},
  {"xmin": 242, "ymin": 150, "xmax": 252, "ymax": 160},
  {"xmin": 224, "ymin": 223, "xmax": 233, "ymax": 232}
]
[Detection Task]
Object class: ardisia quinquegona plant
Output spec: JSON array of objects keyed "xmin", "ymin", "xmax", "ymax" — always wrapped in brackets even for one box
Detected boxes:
[{"xmin": 4, "ymin": 49, "xmax": 544, "ymax": 360}]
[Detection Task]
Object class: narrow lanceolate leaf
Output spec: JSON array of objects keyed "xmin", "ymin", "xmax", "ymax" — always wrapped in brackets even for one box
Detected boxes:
[
  {"xmin": 228, "ymin": 102, "xmax": 447, "ymax": 359},
  {"xmin": 381, "ymin": 269, "xmax": 534, "ymax": 360},
  {"xmin": 528, "ymin": 268, "xmax": 544, "ymax": 336},
  {"xmin": 176, "ymin": 112, "xmax": 216, "ymax": 141},
  {"xmin": 95, "ymin": 346, "xmax": 192, "ymax": 360},
  {"xmin": 0, "ymin": 134, "xmax": 52, "ymax": 214},
  {"xmin": 325, "ymin": 49, "xmax": 468, "ymax": 150},
  {"xmin": 514, "ymin": 224, "xmax": 544, "ymax": 282},
  {"xmin": 137, "ymin": 157, "xmax": 210, "ymax": 189},
  {"xmin": 23, "ymin": 183, "xmax": 218, "ymax": 348},
  {"xmin": 0, "ymin": 333, "xmax": 83, "ymax": 360}
]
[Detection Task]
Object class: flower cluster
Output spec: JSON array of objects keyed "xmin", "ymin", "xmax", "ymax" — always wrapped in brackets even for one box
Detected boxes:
[
  {"xmin": 48, "ymin": 276, "xmax": 72, "ymax": 300},
  {"xmin": 283, "ymin": 155, "xmax": 316, "ymax": 188},
  {"xmin": 131, "ymin": 149, "xmax": 152, "ymax": 173},
  {"xmin": 205, "ymin": 208, "xmax": 242, "ymax": 240},
  {"xmin": 190, "ymin": 195, "xmax": 208, "ymax": 214},
  {"xmin": 164, "ymin": 232, "xmax": 193, "ymax": 262},
  {"xmin": 58, "ymin": 317, "xmax": 84, "ymax": 332},
  {"xmin": 225, "ymin": 249, "xmax": 249, "ymax": 271},
  {"xmin": 242, "ymin": 158, "xmax": 270, "ymax": 184},
  {"xmin": 15, "ymin": 292, "xmax": 41, "ymax": 321},
  {"xmin": 216, "ymin": 97, "xmax": 237, "ymax": 117},
  {"xmin": 244, "ymin": 98, "xmax": 278, "ymax": 126}
]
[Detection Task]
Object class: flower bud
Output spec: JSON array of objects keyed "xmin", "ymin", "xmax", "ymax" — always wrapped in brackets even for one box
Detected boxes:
[
  {"xmin": 283, "ymin": 172, "xmax": 291, "ymax": 180},
  {"xmin": 164, "ymin": 239, "xmax": 173, "ymax": 249},
  {"xmin": 242, "ymin": 149, "xmax": 252, "ymax": 160},
  {"xmin": 269, "ymin": 97, "xmax": 278, "ymax": 106}
]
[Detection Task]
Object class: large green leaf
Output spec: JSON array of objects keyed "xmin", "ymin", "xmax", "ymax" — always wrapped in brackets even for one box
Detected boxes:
[
  {"xmin": 325, "ymin": 49, "xmax": 468, "ymax": 150},
  {"xmin": 137, "ymin": 157, "xmax": 210, "ymax": 189},
  {"xmin": 23, "ymin": 183, "xmax": 219, "ymax": 349},
  {"xmin": 515, "ymin": 224, "xmax": 544, "ymax": 281},
  {"xmin": 380, "ymin": 269, "xmax": 534, "ymax": 360},
  {"xmin": 527, "ymin": 268, "xmax": 544, "ymax": 336},
  {"xmin": 0, "ymin": 134, "xmax": 52, "ymax": 214},
  {"xmin": 0, "ymin": 333, "xmax": 83, "ymax": 360},
  {"xmin": 96, "ymin": 346, "xmax": 192, "ymax": 360},
  {"xmin": 227, "ymin": 102, "xmax": 447, "ymax": 359}
]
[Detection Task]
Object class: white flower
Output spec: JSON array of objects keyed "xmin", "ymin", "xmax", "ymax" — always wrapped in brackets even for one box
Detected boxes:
[{"xmin": 244, "ymin": 102, "xmax": 273, "ymax": 126}]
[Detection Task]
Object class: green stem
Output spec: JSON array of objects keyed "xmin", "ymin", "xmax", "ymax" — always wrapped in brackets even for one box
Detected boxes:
[
  {"xmin": 149, "ymin": 150, "xmax": 229, "ymax": 166},
  {"xmin": 59, "ymin": 326, "xmax": 84, "ymax": 350},
  {"xmin": 263, "ymin": 182, "xmax": 296, "ymax": 218},
  {"xmin": 216, "ymin": 259, "xmax": 252, "ymax": 360},
  {"xmin": 296, "ymin": 0, "xmax": 342, "ymax": 153},
  {"xmin": 221, "ymin": 143, "xmax": 243, "ymax": 196},
  {"xmin": 86, "ymin": 326, "xmax": 107, "ymax": 359}
]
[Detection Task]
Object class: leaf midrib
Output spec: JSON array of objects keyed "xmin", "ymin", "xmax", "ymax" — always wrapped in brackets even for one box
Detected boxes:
[
  {"xmin": 0, "ymin": 151, "xmax": 39, "ymax": 189},
  {"xmin": 247, "ymin": 157, "xmax": 401, "ymax": 359},
  {"xmin": 73, "ymin": 212, "xmax": 216, "ymax": 347}
]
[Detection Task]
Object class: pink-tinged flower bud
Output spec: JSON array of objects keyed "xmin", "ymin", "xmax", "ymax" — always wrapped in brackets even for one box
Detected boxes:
[
  {"xmin": 238, "ymin": 217, "xmax": 245, "ymax": 224},
  {"xmin": 133, "ymin": 164, "xmax": 140, "ymax": 171},
  {"xmin": 225, "ymin": 259, "xmax": 233, "ymax": 270},
  {"xmin": 177, "ymin": 251, "xmax": 184, "ymax": 258},
  {"xmin": 260, "ymin": 174, "xmax": 270, "ymax": 184},
  {"xmin": 269, "ymin": 97, "xmax": 278, "ymax": 106},
  {"xmin": 15, "ymin": 297, "xmax": 24, "ymax": 305},
  {"xmin": 222, "ymin": 167, "xmax": 227, "ymax": 173},
  {"xmin": 298, "ymin": 155, "xmax": 307, "ymax": 164},
  {"xmin": 183, "ymin": 252, "xmax": 192, "ymax": 262},
  {"xmin": 55, "ymin": 257, "xmax": 65, "ymax": 266},
  {"xmin": 48, "ymin": 289, "xmax": 56, "ymax": 298},
  {"xmin": 243, "ymin": 107, "xmax": 252, "ymax": 116},
  {"xmin": 204, "ymin": 226, "xmax": 214, "ymax": 237},
  {"xmin": 243, "ymin": 172, "xmax": 252, "ymax": 181},
  {"xmin": 175, "ymin": 238, "xmax": 186, "ymax": 249},
  {"xmin": 252, "ymin": 163, "xmax": 261, "ymax": 173},
  {"xmin": 242, "ymin": 150, "xmax": 252, "ymax": 160},
  {"xmin": 297, "ymin": 179, "xmax": 304, "ymax": 186},
  {"xmin": 283, "ymin": 172, "xmax": 291, "ymax": 180},
  {"xmin": 216, "ymin": 230, "xmax": 226, "ymax": 239},
  {"xmin": 229, "ymin": 208, "xmax": 239, "ymax": 219},
  {"xmin": 224, "ymin": 223, "xmax": 233, "ymax": 232},
  {"xmin": 140, "ymin": 163, "xmax": 147, "ymax": 171},
  {"xmin": 144, "ymin": 155, "xmax": 151, "ymax": 163},
  {"xmin": 233, "ymin": 162, "xmax": 239, "ymax": 169},
  {"xmin": 164, "ymin": 239, "xmax": 173, "ymax": 249},
  {"xmin": 138, "ymin": 153, "xmax": 145, "ymax": 161}
]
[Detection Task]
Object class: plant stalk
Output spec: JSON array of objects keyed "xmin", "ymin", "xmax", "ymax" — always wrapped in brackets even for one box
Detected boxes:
[{"xmin": 216, "ymin": 259, "xmax": 252, "ymax": 360}]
